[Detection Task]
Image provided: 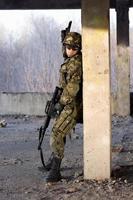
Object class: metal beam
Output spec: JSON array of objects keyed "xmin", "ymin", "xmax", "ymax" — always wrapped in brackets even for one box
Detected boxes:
[
  {"xmin": 110, "ymin": 0, "xmax": 133, "ymax": 8},
  {"xmin": 0, "ymin": 0, "xmax": 81, "ymax": 9},
  {"xmin": 0, "ymin": 0, "xmax": 133, "ymax": 9}
]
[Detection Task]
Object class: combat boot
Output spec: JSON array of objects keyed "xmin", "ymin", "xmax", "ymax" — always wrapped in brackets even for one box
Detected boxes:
[
  {"xmin": 45, "ymin": 152, "xmax": 54, "ymax": 171},
  {"xmin": 46, "ymin": 155, "xmax": 62, "ymax": 182}
]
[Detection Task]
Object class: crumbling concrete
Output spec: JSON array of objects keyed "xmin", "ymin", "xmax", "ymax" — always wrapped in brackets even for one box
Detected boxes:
[{"xmin": 0, "ymin": 92, "xmax": 51, "ymax": 116}]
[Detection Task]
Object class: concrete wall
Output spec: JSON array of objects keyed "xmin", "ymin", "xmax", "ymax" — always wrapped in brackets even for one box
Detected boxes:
[
  {"xmin": 0, "ymin": 92, "xmax": 51, "ymax": 116},
  {"xmin": 0, "ymin": 92, "xmax": 126, "ymax": 116},
  {"xmin": 0, "ymin": 92, "xmax": 117, "ymax": 116}
]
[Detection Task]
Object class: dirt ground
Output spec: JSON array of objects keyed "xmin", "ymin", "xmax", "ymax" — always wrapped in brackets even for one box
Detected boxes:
[{"xmin": 1, "ymin": 115, "xmax": 133, "ymax": 200}]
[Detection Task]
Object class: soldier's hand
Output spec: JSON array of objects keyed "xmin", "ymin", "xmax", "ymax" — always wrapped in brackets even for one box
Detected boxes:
[
  {"xmin": 50, "ymin": 103, "xmax": 64, "ymax": 118},
  {"xmin": 54, "ymin": 103, "xmax": 64, "ymax": 115}
]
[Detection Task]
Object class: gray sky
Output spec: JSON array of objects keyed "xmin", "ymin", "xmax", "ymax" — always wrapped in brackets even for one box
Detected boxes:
[
  {"xmin": 0, "ymin": 9, "xmax": 81, "ymax": 35},
  {"xmin": 0, "ymin": 8, "xmax": 132, "ymax": 34}
]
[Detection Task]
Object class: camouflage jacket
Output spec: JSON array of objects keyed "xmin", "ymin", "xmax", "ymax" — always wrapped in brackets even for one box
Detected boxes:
[{"xmin": 59, "ymin": 52, "xmax": 82, "ymax": 107}]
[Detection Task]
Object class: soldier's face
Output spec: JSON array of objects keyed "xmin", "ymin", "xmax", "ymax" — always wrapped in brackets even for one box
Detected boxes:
[{"xmin": 66, "ymin": 46, "xmax": 78, "ymax": 58}]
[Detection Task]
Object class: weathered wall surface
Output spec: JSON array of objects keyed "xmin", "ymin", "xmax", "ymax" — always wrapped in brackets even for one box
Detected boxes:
[
  {"xmin": 0, "ymin": 93, "xmax": 51, "ymax": 116},
  {"xmin": 0, "ymin": 92, "xmax": 116, "ymax": 116}
]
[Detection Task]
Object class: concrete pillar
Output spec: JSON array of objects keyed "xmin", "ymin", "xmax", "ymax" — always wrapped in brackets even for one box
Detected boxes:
[
  {"xmin": 82, "ymin": 0, "xmax": 111, "ymax": 179},
  {"xmin": 110, "ymin": 9, "xmax": 117, "ymax": 115},
  {"xmin": 115, "ymin": 0, "xmax": 130, "ymax": 116}
]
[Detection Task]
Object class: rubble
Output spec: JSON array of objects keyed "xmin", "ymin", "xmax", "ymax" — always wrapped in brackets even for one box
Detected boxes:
[
  {"xmin": 0, "ymin": 119, "xmax": 7, "ymax": 127},
  {"xmin": 0, "ymin": 115, "xmax": 133, "ymax": 200}
]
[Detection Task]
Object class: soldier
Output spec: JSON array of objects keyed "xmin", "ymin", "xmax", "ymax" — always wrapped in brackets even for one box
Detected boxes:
[{"xmin": 46, "ymin": 32, "xmax": 82, "ymax": 183}]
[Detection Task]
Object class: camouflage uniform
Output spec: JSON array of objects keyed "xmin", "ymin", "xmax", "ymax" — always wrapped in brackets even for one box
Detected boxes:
[
  {"xmin": 46, "ymin": 32, "xmax": 82, "ymax": 183},
  {"xmin": 50, "ymin": 51, "xmax": 82, "ymax": 159}
]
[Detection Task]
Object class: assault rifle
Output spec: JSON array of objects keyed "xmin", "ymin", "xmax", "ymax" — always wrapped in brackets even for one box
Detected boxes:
[
  {"xmin": 38, "ymin": 86, "xmax": 63, "ymax": 168},
  {"xmin": 38, "ymin": 22, "xmax": 72, "ymax": 168},
  {"xmin": 61, "ymin": 21, "xmax": 72, "ymax": 59}
]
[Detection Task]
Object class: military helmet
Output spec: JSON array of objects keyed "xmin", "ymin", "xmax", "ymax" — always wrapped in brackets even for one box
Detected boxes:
[{"xmin": 63, "ymin": 32, "xmax": 81, "ymax": 49}]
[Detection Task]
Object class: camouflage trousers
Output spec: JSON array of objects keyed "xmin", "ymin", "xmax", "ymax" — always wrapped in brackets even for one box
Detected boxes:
[{"xmin": 50, "ymin": 104, "xmax": 77, "ymax": 159}]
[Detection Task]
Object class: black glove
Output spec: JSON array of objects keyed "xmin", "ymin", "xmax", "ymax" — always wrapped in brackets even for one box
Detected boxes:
[
  {"xmin": 51, "ymin": 103, "xmax": 64, "ymax": 118},
  {"xmin": 54, "ymin": 103, "xmax": 64, "ymax": 115}
]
